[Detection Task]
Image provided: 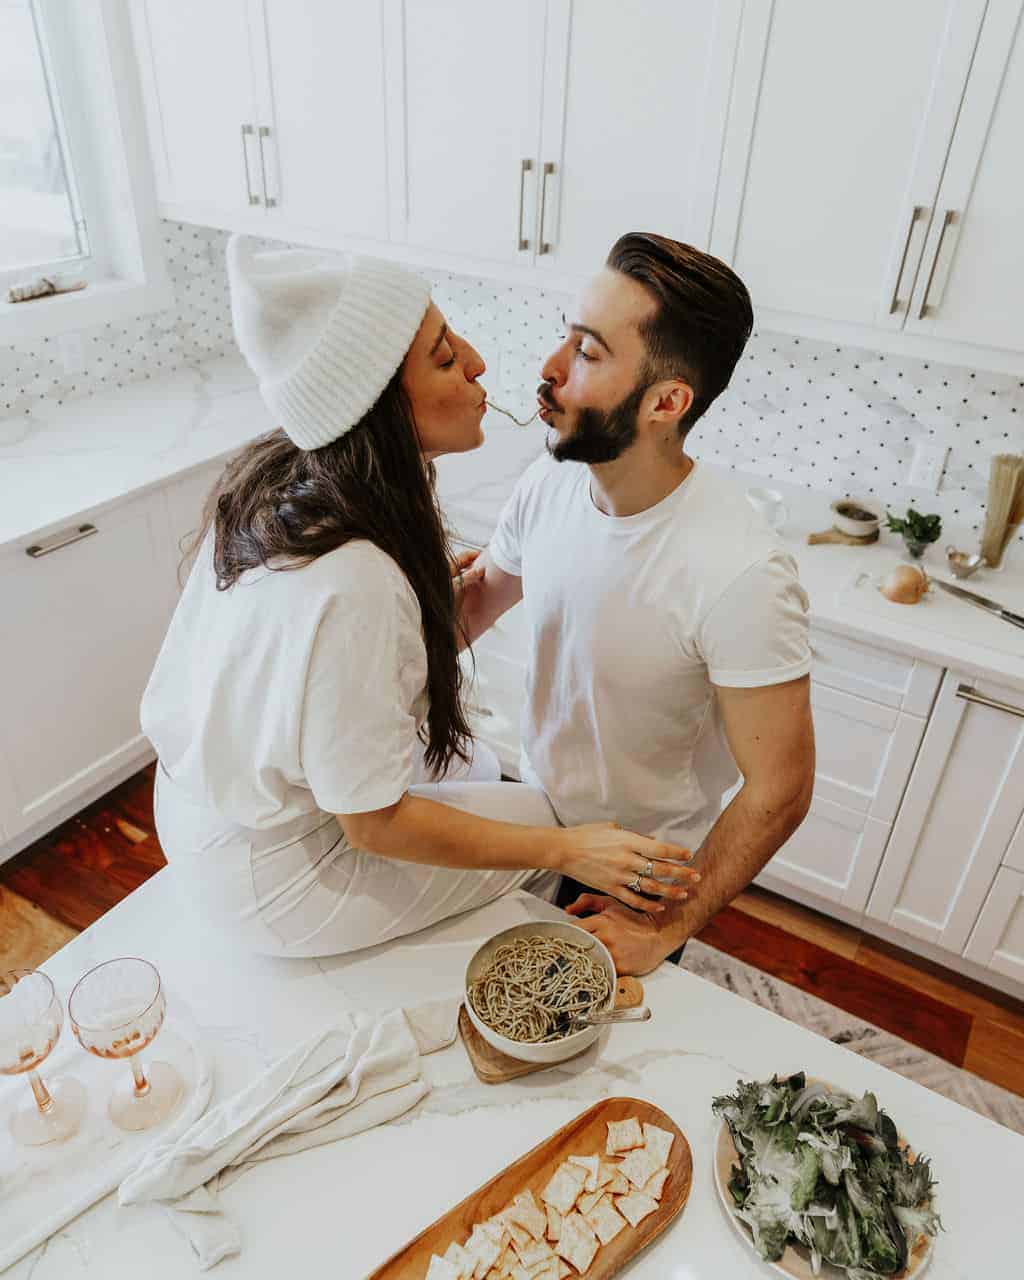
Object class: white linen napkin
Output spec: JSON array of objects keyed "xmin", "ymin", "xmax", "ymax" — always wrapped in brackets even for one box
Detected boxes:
[{"xmin": 119, "ymin": 1001, "xmax": 457, "ymax": 1269}]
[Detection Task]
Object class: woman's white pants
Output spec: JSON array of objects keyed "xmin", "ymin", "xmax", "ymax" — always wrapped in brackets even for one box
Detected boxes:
[{"xmin": 153, "ymin": 745, "xmax": 561, "ymax": 958}]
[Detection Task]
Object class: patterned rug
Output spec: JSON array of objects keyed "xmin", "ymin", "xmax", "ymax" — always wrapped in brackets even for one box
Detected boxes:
[{"xmin": 680, "ymin": 939, "xmax": 1024, "ymax": 1136}]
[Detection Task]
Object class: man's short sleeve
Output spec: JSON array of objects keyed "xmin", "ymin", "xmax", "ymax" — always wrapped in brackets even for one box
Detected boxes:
[
  {"xmin": 699, "ymin": 553, "xmax": 812, "ymax": 688},
  {"xmin": 488, "ymin": 481, "xmax": 525, "ymax": 577},
  {"xmin": 299, "ymin": 565, "xmax": 426, "ymax": 814}
]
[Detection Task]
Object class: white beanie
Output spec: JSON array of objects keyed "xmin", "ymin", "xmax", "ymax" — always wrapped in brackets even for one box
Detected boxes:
[{"xmin": 226, "ymin": 235, "xmax": 432, "ymax": 450}]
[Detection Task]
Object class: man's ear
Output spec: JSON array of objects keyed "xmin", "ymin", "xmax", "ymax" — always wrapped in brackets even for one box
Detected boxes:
[{"xmin": 650, "ymin": 380, "xmax": 694, "ymax": 425}]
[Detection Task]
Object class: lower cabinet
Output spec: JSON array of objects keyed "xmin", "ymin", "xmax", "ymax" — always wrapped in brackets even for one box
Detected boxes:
[
  {"xmin": 963, "ymin": 866, "xmax": 1024, "ymax": 985},
  {"xmin": 866, "ymin": 670, "xmax": 1024, "ymax": 955},
  {"xmin": 0, "ymin": 493, "xmax": 178, "ymax": 853}
]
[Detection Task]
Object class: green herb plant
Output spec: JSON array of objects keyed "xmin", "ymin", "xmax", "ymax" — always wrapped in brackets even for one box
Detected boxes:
[
  {"xmin": 884, "ymin": 508, "xmax": 942, "ymax": 545},
  {"xmin": 713, "ymin": 1073, "xmax": 941, "ymax": 1278}
]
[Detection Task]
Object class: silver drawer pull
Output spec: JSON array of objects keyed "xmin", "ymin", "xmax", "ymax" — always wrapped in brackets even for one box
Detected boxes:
[
  {"xmin": 257, "ymin": 125, "xmax": 276, "ymax": 208},
  {"xmin": 889, "ymin": 205, "xmax": 925, "ymax": 314},
  {"xmin": 517, "ymin": 158, "xmax": 532, "ymax": 251},
  {"xmin": 240, "ymin": 124, "xmax": 261, "ymax": 206},
  {"xmin": 538, "ymin": 161, "xmax": 556, "ymax": 255},
  {"xmin": 956, "ymin": 683, "xmax": 1024, "ymax": 720},
  {"xmin": 26, "ymin": 523, "xmax": 97, "ymax": 558}
]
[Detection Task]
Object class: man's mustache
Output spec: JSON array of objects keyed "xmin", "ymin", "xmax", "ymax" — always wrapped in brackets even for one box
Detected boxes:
[{"xmin": 536, "ymin": 382, "xmax": 561, "ymax": 413}]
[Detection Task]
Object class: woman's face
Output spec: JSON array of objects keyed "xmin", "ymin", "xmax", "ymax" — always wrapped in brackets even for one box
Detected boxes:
[{"xmin": 401, "ymin": 303, "xmax": 488, "ymax": 458}]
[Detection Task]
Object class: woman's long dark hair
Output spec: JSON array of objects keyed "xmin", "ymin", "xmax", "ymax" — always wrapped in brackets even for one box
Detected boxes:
[{"xmin": 186, "ymin": 370, "xmax": 472, "ymax": 775}]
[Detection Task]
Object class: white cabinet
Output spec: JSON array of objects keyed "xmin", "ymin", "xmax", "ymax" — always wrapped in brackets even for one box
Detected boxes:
[
  {"xmin": 902, "ymin": 1, "xmax": 1024, "ymax": 353},
  {"xmin": 160, "ymin": 461, "xmax": 223, "ymax": 590},
  {"xmin": 0, "ymin": 495, "xmax": 177, "ymax": 849},
  {"xmin": 711, "ymin": 0, "xmax": 987, "ymax": 330},
  {"xmin": 399, "ymin": 1, "xmax": 546, "ymax": 267},
  {"xmin": 130, "ymin": 0, "xmax": 272, "ymax": 222},
  {"xmin": 256, "ymin": 0, "xmax": 391, "ymax": 242},
  {"xmin": 964, "ymin": 867, "xmax": 1024, "ymax": 985},
  {"xmin": 531, "ymin": 0, "xmax": 733, "ymax": 280},
  {"xmin": 867, "ymin": 671, "xmax": 1024, "ymax": 953}
]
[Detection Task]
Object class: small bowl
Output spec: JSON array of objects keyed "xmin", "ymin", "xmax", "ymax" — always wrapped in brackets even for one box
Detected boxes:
[
  {"xmin": 831, "ymin": 498, "xmax": 881, "ymax": 538},
  {"xmin": 464, "ymin": 920, "xmax": 617, "ymax": 1065}
]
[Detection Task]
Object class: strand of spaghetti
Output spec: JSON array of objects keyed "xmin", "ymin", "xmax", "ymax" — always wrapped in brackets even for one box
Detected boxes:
[{"xmin": 467, "ymin": 936, "xmax": 612, "ymax": 1043}]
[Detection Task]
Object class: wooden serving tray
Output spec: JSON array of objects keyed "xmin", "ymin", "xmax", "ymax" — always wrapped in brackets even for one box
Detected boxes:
[
  {"xmin": 460, "ymin": 977, "xmax": 646, "ymax": 1084},
  {"xmin": 368, "ymin": 1096, "xmax": 692, "ymax": 1279}
]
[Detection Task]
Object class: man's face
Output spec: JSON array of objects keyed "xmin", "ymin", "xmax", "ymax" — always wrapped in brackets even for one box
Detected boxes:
[{"xmin": 538, "ymin": 268, "xmax": 657, "ymax": 464}]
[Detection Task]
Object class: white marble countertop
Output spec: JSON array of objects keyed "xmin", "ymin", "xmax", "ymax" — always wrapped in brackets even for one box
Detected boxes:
[
  {"xmin": 3, "ymin": 358, "xmax": 1022, "ymax": 690},
  {"xmin": 7, "ymin": 871, "xmax": 1021, "ymax": 1279}
]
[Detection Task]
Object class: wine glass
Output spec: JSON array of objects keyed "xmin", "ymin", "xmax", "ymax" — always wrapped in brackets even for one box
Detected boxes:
[
  {"xmin": 69, "ymin": 958, "xmax": 182, "ymax": 1132},
  {"xmin": 0, "ymin": 970, "xmax": 86, "ymax": 1146}
]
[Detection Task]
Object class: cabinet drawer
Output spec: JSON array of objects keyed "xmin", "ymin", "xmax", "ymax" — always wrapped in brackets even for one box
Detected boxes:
[
  {"xmin": 963, "ymin": 867, "xmax": 1024, "ymax": 986},
  {"xmin": 810, "ymin": 684, "xmax": 926, "ymax": 822},
  {"xmin": 810, "ymin": 625, "xmax": 941, "ymax": 714},
  {"xmin": 756, "ymin": 796, "xmax": 891, "ymax": 912}
]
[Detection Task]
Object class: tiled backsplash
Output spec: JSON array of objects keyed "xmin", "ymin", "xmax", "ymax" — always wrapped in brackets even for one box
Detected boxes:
[{"xmin": 2, "ymin": 221, "xmax": 1021, "ymax": 542}]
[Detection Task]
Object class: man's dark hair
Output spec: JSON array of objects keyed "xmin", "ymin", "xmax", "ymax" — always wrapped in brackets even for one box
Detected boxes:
[{"xmin": 606, "ymin": 232, "xmax": 753, "ymax": 436}]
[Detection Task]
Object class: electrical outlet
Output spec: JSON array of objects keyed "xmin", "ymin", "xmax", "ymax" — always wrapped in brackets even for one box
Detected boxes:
[
  {"xmin": 57, "ymin": 330, "xmax": 84, "ymax": 375},
  {"xmin": 907, "ymin": 442, "xmax": 949, "ymax": 493}
]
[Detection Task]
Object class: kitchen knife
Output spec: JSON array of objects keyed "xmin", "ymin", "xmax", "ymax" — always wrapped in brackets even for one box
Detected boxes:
[{"xmin": 932, "ymin": 578, "xmax": 1024, "ymax": 630}]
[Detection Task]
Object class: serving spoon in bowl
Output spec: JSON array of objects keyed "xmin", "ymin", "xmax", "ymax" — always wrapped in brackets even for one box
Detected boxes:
[{"xmin": 570, "ymin": 1004, "xmax": 652, "ymax": 1028}]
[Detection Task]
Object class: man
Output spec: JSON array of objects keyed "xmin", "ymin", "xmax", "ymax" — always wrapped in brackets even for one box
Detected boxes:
[{"xmin": 459, "ymin": 232, "xmax": 815, "ymax": 975}]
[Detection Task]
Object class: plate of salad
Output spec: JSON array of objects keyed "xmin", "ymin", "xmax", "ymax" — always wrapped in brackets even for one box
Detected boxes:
[{"xmin": 712, "ymin": 1072, "xmax": 941, "ymax": 1279}]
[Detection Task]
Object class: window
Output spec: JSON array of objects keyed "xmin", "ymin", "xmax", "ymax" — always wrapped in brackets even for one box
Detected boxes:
[
  {"xmin": 0, "ymin": 0, "xmax": 172, "ymax": 339},
  {"xmin": 0, "ymin": 0, "xmax": 90, "ymax": 285}
]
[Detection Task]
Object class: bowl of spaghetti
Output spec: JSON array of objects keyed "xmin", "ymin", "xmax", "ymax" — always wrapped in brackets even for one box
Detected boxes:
[{"xmin": 464, "ymin": 920, "xmax": 617, "ymax": 1064}]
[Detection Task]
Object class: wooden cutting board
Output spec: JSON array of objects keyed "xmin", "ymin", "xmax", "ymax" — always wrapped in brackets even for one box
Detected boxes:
[
  {"xmin": 368, "ymin": 1096, "xmax": 692, "ymax": 1279},
  {"xmin": 460, "ymin": 977, "xmax": 645, "ymax": 1084}
]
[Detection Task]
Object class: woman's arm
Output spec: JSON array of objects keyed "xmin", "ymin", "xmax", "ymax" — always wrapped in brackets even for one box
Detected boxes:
[
  {"xmin": 338, "ymin": 793, "xmax": 700, "ymax": 914},
  {"xmin": 452, "ymin": 549, "xmax": 523, "ymax": 650}
]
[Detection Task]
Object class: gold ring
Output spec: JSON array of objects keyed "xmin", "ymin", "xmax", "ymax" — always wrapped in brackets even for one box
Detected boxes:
[{"xmin": 628, "ymin": 873, "xmax": 643, "ymax": 893}]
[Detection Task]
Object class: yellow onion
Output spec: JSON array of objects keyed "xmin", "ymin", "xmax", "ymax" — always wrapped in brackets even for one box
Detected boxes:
[{"xmin": 880, "ymin": 564, "xmax": 929, "ymax": 604}]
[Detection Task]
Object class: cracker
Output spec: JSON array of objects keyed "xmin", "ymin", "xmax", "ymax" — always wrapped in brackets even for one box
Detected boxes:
[
  {"xmin": 641, "ymin": 1122, "xmax": 675, "ymax": 1168},
  {"xmin": 554, "ymin": 1212, "xmax": 599, "ymax": 1275},
  {"xmin": 444, "ymin": 1240, "xmax": 474, "ymax": 1278},
  {"xmin": 466, "ymin": 1224, "xmax": 503, "ymax": 1277},
  {"xmin": 541, "ymin": 1163, "xmax": 586, "ymax": 1215},
  {"xmin": 567, "ymin": 1154, "xmax": 601, "ymax": 1191},
  {"xmin": 604, "ymin": 1168, "xmax": 631, "ymax": 1195},
  {"xmin": 643, "ymin": 1167, "xmax": 670, "ymax": 1202},
  {"xmin": 507, "ymin": 1222, "xmax": 533, "ymax": 1253},
  {"xmin": 545, "ymin": 1204, "xmax": 562, "ymax": 1243},
  {"xmin": 507, "ymin": 1190, "xmax": 547, "ymax": 1242},
  {"xmin": 427, "ymin": 1255, "xmax": 462, "ymax": 1280},
  {"xmin": 594, "ymin": 1161, "xmax": 616, "ymax": 1190},
  {"xmin": 584, "ymin": 1194, "xmax": 628, "ymax": 1246},
  {"xmin": 576, "ymin": 1186, "xmax": 606, "ymax": 1218},
  {"xmin": 615, "ymin": 1190, "xmax": 659, "ymax": 1229},
  {"xmin": 619, "ymin": 1144, "xmax": 665, "ymax": 1190},
  {"xmin": 605, "ymin": 1117, "xmax": 644, "ymax": 1155},
  {"xmin": 514, "ymin": 1237, "xmax": 554, "ymax": 1268}
]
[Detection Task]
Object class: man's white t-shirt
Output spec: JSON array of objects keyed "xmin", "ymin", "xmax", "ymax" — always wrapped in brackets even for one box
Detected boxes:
[
  {"xmin": 141, "ymin": 537, "xmax": 428, "ymax": 831},
  {"xmin": 488, "ymin": 457, "xmax": 811, "ymax": 850}
]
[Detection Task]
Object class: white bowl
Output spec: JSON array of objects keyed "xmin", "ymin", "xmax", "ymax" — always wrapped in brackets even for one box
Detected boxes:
[
  {"xmin": 464, "ymin": 920, "xmax": 617, "ymax": 1065},
  {"xmin": 831, "ymin": 498, "xmax": 881, "ymax": 537}
]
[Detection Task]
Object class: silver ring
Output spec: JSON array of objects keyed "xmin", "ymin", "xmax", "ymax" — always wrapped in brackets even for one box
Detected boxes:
[
  {"xmin": 628, "ymin": 873, "xmax": 643, "ymax": 893},
  {"xmin": 642, "ymin": 859, "xmax": 654, "ymax": 880}
]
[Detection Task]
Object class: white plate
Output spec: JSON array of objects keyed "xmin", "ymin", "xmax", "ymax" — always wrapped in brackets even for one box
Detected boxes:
[{"xmin": 713, "ymin": 1089, "xmax": 934, "ymax": 1278}]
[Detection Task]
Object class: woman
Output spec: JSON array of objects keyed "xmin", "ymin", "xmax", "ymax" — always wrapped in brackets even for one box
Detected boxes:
[{"xmin": 141, "ymin": 236, "xmax": 693, "ymax": 958}]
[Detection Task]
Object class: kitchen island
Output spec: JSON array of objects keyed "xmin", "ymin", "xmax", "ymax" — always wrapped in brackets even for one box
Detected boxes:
[{"xmin": 6, "ymin": 870, "xmax": 1020, "ymax": 1279}]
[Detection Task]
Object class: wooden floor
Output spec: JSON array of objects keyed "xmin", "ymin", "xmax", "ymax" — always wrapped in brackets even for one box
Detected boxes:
[{"xmin": 3, "ymin": 764, "xmax": 1023, "ymax": 1098}]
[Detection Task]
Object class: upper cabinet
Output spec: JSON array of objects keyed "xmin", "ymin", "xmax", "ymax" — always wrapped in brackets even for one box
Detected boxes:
[
  {"xmin": 710, "ymin": 0, "xmax": 1024, "ymax": 363},
  {"xmin": 531, "ymin": 0, "xmax": 733, "ymax": 281},
  {"xmin": 128, "ymin": 0, "xmax": 1024, "ymax": 368},
  {"xmin": 130, "ymin": 0, "xmax": 267, "ymax": 222},
  {"xmin": 398, "ymin": 0, "xmax": 547, "ymax": 267},
  {"xmin": 901, "ymin": 0, "xmax": 1024, "ymax": 353}
]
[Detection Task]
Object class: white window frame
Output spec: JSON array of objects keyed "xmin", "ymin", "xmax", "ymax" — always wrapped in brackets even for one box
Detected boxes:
[{"xmin": 0, "ymin": 0, "xmax": 174, "ymax": 341}]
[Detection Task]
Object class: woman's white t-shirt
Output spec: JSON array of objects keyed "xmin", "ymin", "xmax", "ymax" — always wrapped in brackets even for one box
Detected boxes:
[
  {"xmin": 488, "ymin": 456, "xmax": 812, "ymax": 850},
  {"xmin": 141, "ymin": 537, "xmax": 428, "ymax": 829}
]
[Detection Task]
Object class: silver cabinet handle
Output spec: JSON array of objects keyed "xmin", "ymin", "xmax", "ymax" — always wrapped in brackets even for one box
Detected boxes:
[
  {"xmin": 25, "ymin": 523, "xmax": 97, "ymax": 558},
  {"xmin": 517, "ymin": 158, "xmax": 532, "ymax": 251},
  {"xmin": 240, "ymin": 124, "xmax": 261, "ymax": 206},
  {"xmin": 257, "ymin": 125, "xmax": 276, "ymax": 208},
  {"xmin": 889, "ymin": 205, "xmax": 925, "ymax": 314},
  {"xmin": 956, "ymin": 683, "xmax": 1024, "ymax": 720},
  {"xmin": 917, "ymin": 208, "xmax": 957, "ymax": 318},
  {"xmin": 538, "ymin": 161, "xmax": 556, "ymax": 255}
]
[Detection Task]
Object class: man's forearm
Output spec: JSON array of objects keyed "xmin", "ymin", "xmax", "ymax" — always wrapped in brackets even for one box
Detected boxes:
[{"xmin": 650, "ymin": 781, "xmax": 812, "ymax": 955}]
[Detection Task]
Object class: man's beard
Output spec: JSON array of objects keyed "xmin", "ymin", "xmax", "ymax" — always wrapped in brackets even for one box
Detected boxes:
[{"xmin": 545, "ymin": 379, "xmax": 647, "ymax": 465}]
